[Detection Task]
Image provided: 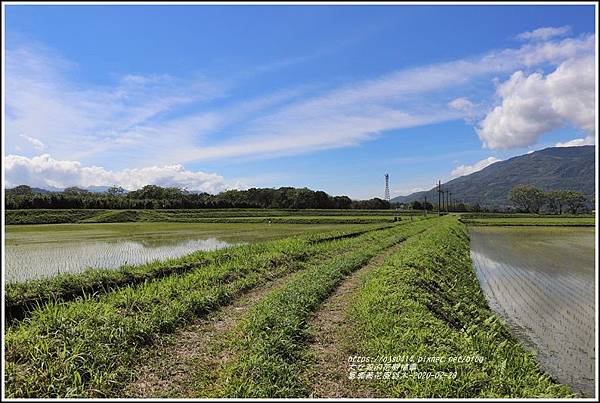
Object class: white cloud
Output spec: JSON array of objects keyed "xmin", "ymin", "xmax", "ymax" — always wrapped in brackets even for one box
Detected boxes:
[
  {"xmin": 5, "ymin": 34, "xmax": 595, "ymax": 167},
  {"xmin": 516, "ymin": 26, "xmax": 571, "ymax": 42},
  {"xmin": 4, "ymin": 154, "xmax": 231, "ymax": 193},
  {"xmin": 176, "ymin": 35, "xmax": 595, "ymax": 162},
  {"xmin": 19, "ymin": 134, "xmax": 45, "ymax": 150},
  {"xmin": 451, "ymin": 157, "xmax": 502, "ymax": 178},
  {"xmin": 477, "ymin": 55, "xmax": 595, "ymax": 149},
  {"xmin": 555, "ymin": 136, "xmax": 596, "ymax": 147},
  {"xmin": 5, "ymin": 43, "xmax": 227, "ymax": 166},
  {"xmin": 448, "ymin": 97, "xmax": 475, "ymax": 112},
  {"xmin": 448, "ymin": 97, "xmax": 477, "ymax": 121}
]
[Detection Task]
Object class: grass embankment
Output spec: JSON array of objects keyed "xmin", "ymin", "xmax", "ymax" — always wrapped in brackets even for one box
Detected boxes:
[
  {"xmin": 129, "ymin": 215, "xmax": 398, "ymax": 224},
  {"xmin": 197, "ymin": 218, "xmax": 435, "ymax": 397},
  {"xmin": 5, "ymin": 224, "xmax": 394, "ymax": 322},
  {"xmin": 460, "ymin": 216, "xmax": 594, "ymax": 226},
  {"xmin": 344, "ymin": 217, "xmax": 573, "ymax": 397},
  {"xmin": 6, "ymin": 209, "xmax": 409, "ymax": 225},
  {"xmin": 4, "ymin": 222, "xmax": 424, "ymax": 398},
  {"xmin": 5, "ymin": 209, "xmax": 106, "ymax": 224}
]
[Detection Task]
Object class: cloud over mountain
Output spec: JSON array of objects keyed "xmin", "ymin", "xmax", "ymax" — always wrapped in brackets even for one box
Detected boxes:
[{"xmin": 477, "ymin": 55, "xmax": 595, "ymax": 149}]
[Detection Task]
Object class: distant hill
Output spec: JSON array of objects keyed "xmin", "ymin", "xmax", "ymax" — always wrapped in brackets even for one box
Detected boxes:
[
  {"xmin": 85, "ymin": 186, "xmax": 118, "ymax": 193},
  {"xmin": 392, "ymin": 145, "xmax": 595, "ymax": 208},
  {"xmin": 30, "ymin": 187, "xmax": 54, "ymax": 194}
]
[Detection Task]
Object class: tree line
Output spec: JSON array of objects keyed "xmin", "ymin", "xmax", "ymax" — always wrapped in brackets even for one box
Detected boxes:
[
  {"xmin": 392, "ymin": 185, "xmax": 592, "ymax": 214},
  {"xmin": 5, "ymin": 185, "xmax": 391, "ymax": 210},
  {"xmin": 508, "ymin": 185, "xmax": 590, "ymax": 214},
  {"xmin": 396, "ymin": 200, "xmax": 488, "ymax": 213}
]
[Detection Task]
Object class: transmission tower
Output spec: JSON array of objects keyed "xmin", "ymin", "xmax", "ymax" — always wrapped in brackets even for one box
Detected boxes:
[{"xmin": 384, "ymin": 173, "xmax": 390, "ymax": 202}]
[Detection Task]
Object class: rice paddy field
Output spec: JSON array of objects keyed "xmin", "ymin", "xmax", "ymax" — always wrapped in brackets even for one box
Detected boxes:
[
  {"xmin": 461, "ymin": 216, "xmax": 595, "ymax": 226},
  {"xmin": 5, "ymin": 222, "xmax": 383, "ymax": 283},
  {"xmin": 2, "ymin": 210, "xmax": 595, "ymax": 398},
  {"xmin": 470, "ymin": 226, "xmax": 595, "ymax": 397}
]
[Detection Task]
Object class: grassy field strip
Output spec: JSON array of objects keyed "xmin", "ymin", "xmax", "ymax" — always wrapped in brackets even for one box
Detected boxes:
[
  {"xmin": 6, "ymin": 209, "xmax": 106, "ymax": 225},
  {"xmin": 6, "ymin": 208, "xmax": 412, "ymax": 225},
  {"xmin": 134, "ymin": 216, "xmax": 398, "ymax": 224},
  {"xmin": 306, "ymin": 241, "xmax": 411, "ymax": 398},
  {"xmin": 460, "ymin": 217, "xmax": 595, "ymax": 226},
  {"xmin": 194, "ymin": 218, "xmax": 436, "ymax": 397},
  {"xmin": 5, "ymin": 223, "xmax": 395, "ymax": 322},
  {"xmin": 80, "ymin": 210, "xmax": 401, "ymax": 224},
  {"xmin": 123, "ymin": 269, "xmax": 303, "ymax": 397},
  {"xmin": 342, "ymin": 217, "xmax": 573, "ymax": 398},
  {"xmin": 4, "ymin": 222, "xmax": 424, "ymax": 398},
  {"xmin": 460, "ymin": 213, "xmax": 595, "ymax": 219}
]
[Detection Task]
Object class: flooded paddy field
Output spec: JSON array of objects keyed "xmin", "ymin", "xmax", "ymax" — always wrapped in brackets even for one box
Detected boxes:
[
  {"xmin": 5, "ymin": 222, "xmax": 373, "ymax": 283},
  {"xmin": 470, "ymin": 226, "xmax": 595, "ymax": 397}
]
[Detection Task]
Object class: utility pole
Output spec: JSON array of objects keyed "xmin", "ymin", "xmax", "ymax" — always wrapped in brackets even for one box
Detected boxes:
[
  {"xmin": 424, "ymin": 196, "xmax": 428, "ymax": 216},
  {"xmin": 445, "ymin": 191, "xmax": 449, "ymax": 213},
  {"xmin": 449, "ymin": 192, "xmax": 452, "ymax": 212},
  {"xmin": 437, "ymin": 180, "xmax": 442, "ymax": 216}
]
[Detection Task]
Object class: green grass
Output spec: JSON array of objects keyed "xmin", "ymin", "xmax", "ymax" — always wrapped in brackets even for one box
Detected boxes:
[
  {"xmin": 5, "ymin": 209, "xmax": 107, "ymax": 224},
  {"xmin": 4, "ymin": 213, "xmax": 577, "ymax": 398},
  {"xmin": 460, "ymin": 216, "xmax": 595, "ymax": 226},
  {"xmin": 344, "ymin": 216, "xmax": 574, "ymax": 398},
  {"xmin": 5, "ymin": 221, "xmax": 383, "ymax": 243},
  {"xmin": 4, "ymin": 223, "xmax": 416, "ymax": 398},
  {"xmin": 199, "ymin": 218, "xmax": 435, "ymax": 397},
  {"xmin": 5, "ymin": 224, "xmax": 391, "ymax": 322},
  {"xmin": 6, "ymin": 208, "xmax": 409, "ymax": 225},
  {"xmin": 460, "ymin": 212, "xmax": 595, "ymax": 219}
]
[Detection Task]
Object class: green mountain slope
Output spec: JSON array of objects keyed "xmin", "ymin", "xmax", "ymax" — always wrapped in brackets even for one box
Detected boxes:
[{"xmin": 392, "ymin": 145, "xmax": 595, "ymax": 208}]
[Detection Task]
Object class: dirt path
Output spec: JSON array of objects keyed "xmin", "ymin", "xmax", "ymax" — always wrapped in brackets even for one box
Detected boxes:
[
  {"xmin": 307, "ymin": 241, "xmax": 406, "ymax": 398},
  {"xmin": 123, "ymin": 269, "xmax": 300, "ymax": 398},
  {"xmin": 124, "ymin": 238, "xmax": 404, "ymax": 398}
]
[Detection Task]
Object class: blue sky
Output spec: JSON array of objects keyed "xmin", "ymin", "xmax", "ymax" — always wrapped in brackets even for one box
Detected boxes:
[{"xmin": 4, "ymin": 4, "xmax": 596, "ymax": 199}]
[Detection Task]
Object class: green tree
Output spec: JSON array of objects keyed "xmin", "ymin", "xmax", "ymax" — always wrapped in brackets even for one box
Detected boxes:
[
  {"xmin": 562, "ymin": 190, "xmax": 587, "ymax": 214},
  {"xmin": 8, "ymin": 185, "xmax": 33, "ymax": 195},
  {"xmin": 128, "ymin": 185, "xmax": 186, "ymax": 200},
  {"xmin": 332, "ymin": 196, "xmax": 352, "ymax": 209},
  {"xmin": 410, "ymin": 200, "xmax": 423, "ymax": 210},
  {"xmin": 546, "ymin": 190, "xmax": 568, "ymax": 214},
  {"xmin": 508, "ymin": 185, "xmax": 546, "ymax": 213},
  {"xmin": 63, "ymin": 187, "xmax": 90, "ymax": 195},
  {"xmin": 107, "ymin": 186, "xmax": 126, "ymax": 196}
]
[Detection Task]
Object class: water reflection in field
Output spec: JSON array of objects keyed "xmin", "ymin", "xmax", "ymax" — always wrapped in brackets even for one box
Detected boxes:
[
  {"xmin": 470, "ymin": 226, "xmax": 595, "ymax": 397},
  {"xmin": 6, "ymin": 237, "xmax": 234, "ymax": 283},
  {"xmin": 6, "ymin": 221, "xmax": 367, "ymax": 283}
]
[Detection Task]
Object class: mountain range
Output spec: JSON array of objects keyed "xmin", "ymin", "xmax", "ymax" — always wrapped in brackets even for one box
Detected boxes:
[{"xmin": 392, "ymin": 145, "xmax": 595, "ymax": 208}]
